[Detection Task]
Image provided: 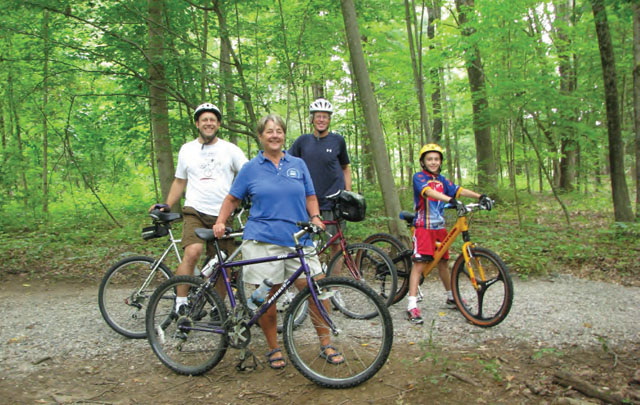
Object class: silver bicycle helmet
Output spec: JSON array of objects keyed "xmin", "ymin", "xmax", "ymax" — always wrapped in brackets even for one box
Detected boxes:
[
  {"xmin": 193, "ymin": 103, "xmax": 222, "ymax": 121},
  {"xmin": 309, "ymin": 98, "xmax": 333, "ymax": 114}
]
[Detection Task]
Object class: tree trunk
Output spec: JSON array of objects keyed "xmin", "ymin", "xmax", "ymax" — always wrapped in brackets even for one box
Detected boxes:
[
  {"xmin": 404, "ymin": 0, "xmax": 430, "ymax": 143},
  {"xmin": 349, "ymin": 89, "xmax": 362, "ymax": 193},
  {"xmin": 219, "ymin": 7, "xmax": 238, "ymax": 145},
  {"xmin": 633, "ymin": 2, "xmax": 640, "ymax": 219},
  {"xmin": 277, "ymin": 0, "xmax": 305, "ymax": 136},
  {"xmin": 42, "ymin": 10, "xmax": 50, "ymax": 214},
  {"xmin": 148, "ymin": 0, "xmax": 175, "ymax": 206},
  {"xmin": 213, "ymin": 0, "xmax": 258, "ymax": 145},
  {"xmin": 341, "ymin": 0, "xmax": 406, "ymax": 236},
  {"xmin": 200, "ymin": 1, "xmax": 208, "ymax": 101},
  {"xmin": 554, "ymin": 0, "xmax": 578, "ymax": 192},
  {"xmin": 428, "ymin": 1, "xmax": 443, "ymax": 142},
  {"xmin": 455, "ymin": 0, "xmax": 496, "ymax": 189},
  {"xmin": 591, "ymin": 0, "xmax": 634, "ymax": 221},
  {"xmin": 7, "ymin": 68, "xmax": 28, "ymax": 200}
]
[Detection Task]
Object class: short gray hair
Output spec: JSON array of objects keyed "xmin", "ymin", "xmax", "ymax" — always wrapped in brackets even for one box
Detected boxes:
[{"xmin": 257, "ymin": 114, "xmax": 287, "ymax": 136}]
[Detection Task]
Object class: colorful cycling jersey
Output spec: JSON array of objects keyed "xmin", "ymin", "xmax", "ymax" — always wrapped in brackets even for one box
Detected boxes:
[{"xmin": 412, "ymin": 171, "xmax": 461, "ymax": 230}]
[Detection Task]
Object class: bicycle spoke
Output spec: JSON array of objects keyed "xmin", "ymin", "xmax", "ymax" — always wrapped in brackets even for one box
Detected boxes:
[
  {"xmin": 146, "ymin": 276, "xmax": 228, "ymax": 375},
  {"xmin": 283, "ymin": 277, "xmax": 393, "ymax": 388}
]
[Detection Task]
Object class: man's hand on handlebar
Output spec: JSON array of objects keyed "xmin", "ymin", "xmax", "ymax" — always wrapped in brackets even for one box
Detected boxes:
[
  {"xmin": 212, "ymin": 223, "xmax": 227, "ymax": 239},
  {"xmin": 149, "ymin": 203, "xmax": 170, "ymax": 213},
  {"xmin": 310, "ymin": 216, "xmax": 325, "ymax": 231}
]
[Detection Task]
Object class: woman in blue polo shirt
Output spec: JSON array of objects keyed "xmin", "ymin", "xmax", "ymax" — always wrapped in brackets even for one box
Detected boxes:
[{"xmin": 213, "ymin": 114, "xmax": 344, "ymax": 369}]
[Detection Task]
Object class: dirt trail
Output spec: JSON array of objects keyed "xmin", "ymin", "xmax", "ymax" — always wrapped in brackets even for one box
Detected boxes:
[{"xmin": 1, "ymin": 276, "xmax": 639, "ymax": 404}]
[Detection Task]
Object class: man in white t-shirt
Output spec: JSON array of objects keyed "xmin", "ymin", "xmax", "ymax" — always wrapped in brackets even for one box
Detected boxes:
[{"xmin": 150, "ymin": 102, "xmax": 247, "ymax": 313}]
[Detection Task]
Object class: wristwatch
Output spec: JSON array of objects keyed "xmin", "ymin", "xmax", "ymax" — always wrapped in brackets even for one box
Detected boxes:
[{"xmin": 310, "ymin": 214, "xmax": 323, "ymax": 221}]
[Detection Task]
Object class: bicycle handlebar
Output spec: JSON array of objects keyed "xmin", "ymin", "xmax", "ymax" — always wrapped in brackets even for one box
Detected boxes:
[
  {"xmin": 399, "ymin": 200, "xmax": 494, "ymax": 226},
  {"xmin": 293, "ymin": 222, "xmax": 324, "ymax": 246},
  {"xmin": 444, "ymin": 202, "xmax": 491, "ymax": 212}
]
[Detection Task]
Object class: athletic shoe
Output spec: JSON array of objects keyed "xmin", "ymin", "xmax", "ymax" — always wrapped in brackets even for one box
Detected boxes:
[
  {"xmin": 177, "ymin": 303, "xmax": 207, "ymax": 320},
  {"xmin": 406, "ymin": 308, "xmax": 423, "ymax": 325},
  {"xmin": 446, "ymin": 298, "xmax": 467, "ymax": 309}
]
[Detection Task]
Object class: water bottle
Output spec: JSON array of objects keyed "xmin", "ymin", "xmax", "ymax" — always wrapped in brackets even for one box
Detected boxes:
[
  {"xmin": 200, "ymin": 251, "xmax": 227, "ymax": 278},
  {"xmin": 247, "ymin": 279, "xmax": 273, "ymax": 311}
]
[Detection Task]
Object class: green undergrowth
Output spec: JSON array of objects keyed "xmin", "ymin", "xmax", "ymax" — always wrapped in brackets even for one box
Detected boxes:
[{"xmin": 0, "ymin": 188, "xmax": 638, "ymax": 285}]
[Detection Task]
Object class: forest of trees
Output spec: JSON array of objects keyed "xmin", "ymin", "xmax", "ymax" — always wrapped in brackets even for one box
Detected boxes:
[{"xmin": 1, "ymin": 0, "xmax": 638, "ymax": 231}]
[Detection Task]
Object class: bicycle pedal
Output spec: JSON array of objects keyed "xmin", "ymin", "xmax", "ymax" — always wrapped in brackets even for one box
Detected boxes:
[{"xmin": 236, "ymin": 350, "xmax": 259, "ymax": 372}]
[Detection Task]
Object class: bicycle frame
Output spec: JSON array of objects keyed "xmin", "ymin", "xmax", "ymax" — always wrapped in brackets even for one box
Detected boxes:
[
  {"xmin": 314, "ymin": 219, "xmax": 364, "ymax": 281},
  {"xmin": 131, "ymin": 228, "xmax": 183, "ymax": 300},
  {"xmin": 190, "ymin": 227, "xmax": 334, "ymax": 335},
  {"xmin": 420, "ymin": 208, "xmax": 485, "ymax": 289}
]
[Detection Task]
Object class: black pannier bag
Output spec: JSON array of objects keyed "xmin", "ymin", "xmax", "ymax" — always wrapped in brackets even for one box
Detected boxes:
[
  {"xmin": 335, "ymin": 190, "xmax": 366, "ymax": 222},
  {"xmin": 141, "ymin": 223, "xmax": 169, "ymax": 240}
]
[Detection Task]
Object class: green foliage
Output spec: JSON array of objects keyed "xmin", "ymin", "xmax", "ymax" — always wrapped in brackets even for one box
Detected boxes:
[
  {"xmin": 0, "ymin": 1, "xmax": 637, "ymax": 282},
  {"xmin": 531, "ymin": 347, "xmax": 564, "ymax": 360}
]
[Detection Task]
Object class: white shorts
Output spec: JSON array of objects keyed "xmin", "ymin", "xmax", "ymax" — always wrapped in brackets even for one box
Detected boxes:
[{"xmin": 241, "ymin": 240, "xmax": 322, "ymax": 285}]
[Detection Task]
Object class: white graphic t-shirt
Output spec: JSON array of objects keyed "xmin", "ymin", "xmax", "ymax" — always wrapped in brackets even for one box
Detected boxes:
[{"xmin": 175, "ymin": 138, "xmax": 248, "ymax": 215}]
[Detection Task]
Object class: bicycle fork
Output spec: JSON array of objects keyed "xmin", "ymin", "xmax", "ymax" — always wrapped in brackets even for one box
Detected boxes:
[{"xmin": 462, "ymin": 242, "xmax": 485, "ymax": 289}]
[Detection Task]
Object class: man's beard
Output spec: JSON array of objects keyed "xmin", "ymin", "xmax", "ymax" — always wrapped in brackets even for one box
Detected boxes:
[{"xmin": 199, "ymin": 129, "xmax": 217, "ymax": 144}]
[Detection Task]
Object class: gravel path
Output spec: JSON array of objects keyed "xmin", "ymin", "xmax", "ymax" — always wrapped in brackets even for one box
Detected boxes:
[{"xmin": 1, "ymin": 274, "xmax": 639, "ymax": 377}]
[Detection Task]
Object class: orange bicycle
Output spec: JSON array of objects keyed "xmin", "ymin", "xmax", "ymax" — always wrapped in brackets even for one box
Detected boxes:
[{"xmin": 365, "ymin": 201, "xmax": 513, "ymax": 327}]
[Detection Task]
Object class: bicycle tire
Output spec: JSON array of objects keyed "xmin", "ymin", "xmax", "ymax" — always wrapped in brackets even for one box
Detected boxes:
[
  {"xmin": 451, "ymin": 247, "xmax": 514, "ymax": 327},
  {"xmin": 283, "ymin": 277, "xmax": 393, "ymax": 388},
  {"xmin": 362, "ymin": 233, "xmax": 413, "ymax": 304},
  {"xmin": 236, "ymin": 268, "xmax": 309, "ymax": 333},
  {"xmin": 98, "ymin": 256, "xmax": 172, "ymax": 339},
  {"xmin": 325, "ymin": 243, "xmax": 397, "ymax": 318},
  {"xmin": 146, "ymin": 275, "xmax": 228, "ymax": 375}
]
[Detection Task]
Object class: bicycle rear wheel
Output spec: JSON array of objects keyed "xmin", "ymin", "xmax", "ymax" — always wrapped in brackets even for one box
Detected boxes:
[
  {"xmin": 362, "ymin": 233, "xmax": 413, "ymax": 304},
  {"xmin": 283, "ymin": 277, "xmax": 393, "ymax": 388},
  {"xmin": 451, "ymin": 247, "xmax": 513, "ymax": 327},
  {"xmin": 146, "ymin": 275, "xmax": 228, "ymax": 375},
  {"xmin": 236, "ymin": 269, "xmax": 308, "ymax": 333},
  {"xmin": 98, "ymin": 256, "xmax": 172, "ymax": 339},
  {"xmin": 325, "ymin": 243, "xmax": 397, "ymax": 318}
]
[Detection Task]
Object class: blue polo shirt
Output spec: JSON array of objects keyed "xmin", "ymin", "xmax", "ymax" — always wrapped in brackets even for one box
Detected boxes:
[
  {"xmin": 412, "ymin": 171, "xmax": 461, "ymax": 230},
  {"xmin": 229, "ymin": 151, "xmax": 316, "ymax": 247}
]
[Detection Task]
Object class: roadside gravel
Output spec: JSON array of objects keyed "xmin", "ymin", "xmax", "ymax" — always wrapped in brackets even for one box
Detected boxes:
[{"xmin": 1, "ymin": 274, "xmax": 639, "ymax": 378}]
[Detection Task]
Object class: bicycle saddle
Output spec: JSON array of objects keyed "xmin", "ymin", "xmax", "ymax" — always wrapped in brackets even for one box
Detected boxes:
[
  {"xmin": 399, "ymin": 211, "xmax": 414, "ymax": 225},
  {"xmin": 150, "ymin": 210, "xmax": 182, "ymax": 223},
  {"xmin": 195, "ymin": 228, "xmax": 214, "ymax": 241}
]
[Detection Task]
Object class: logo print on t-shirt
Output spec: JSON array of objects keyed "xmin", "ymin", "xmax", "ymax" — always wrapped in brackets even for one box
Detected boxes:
[
  {"xmin": 199, "ymin": 151, "xmax": 219, "ymax": 181},
  {"xmin": 326, "ymin": 148, "xmax": 332, "ymax": 153},
  {"xmin": 286, "ymin": 168, "xmax": 301, "ymax": 179}
]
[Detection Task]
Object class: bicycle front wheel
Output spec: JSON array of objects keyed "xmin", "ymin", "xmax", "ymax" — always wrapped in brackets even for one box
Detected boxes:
[
  {"xmin": 326, "ymin": 243, "xmax": 397, "ymax": 317},
  {"xmin": 451, "ymin": 247, "xmax": 514, "ymax": 327},
  {"xmin": 362, "ymin": 233, "xmax": 413, "ymax": 304},
  {"xmin": 283, "ymin": 277, "xmax": 393, "ymax": 389},
  {"xmin": 98, "ymin": 256, "xmax": 172, "ymax": 339},
  {"xmin": 146, "ymin": 275, "xmax": 228, "ymax": 375}
]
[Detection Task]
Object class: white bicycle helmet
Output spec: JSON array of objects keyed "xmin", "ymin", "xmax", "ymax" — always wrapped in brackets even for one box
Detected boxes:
[
  {"xmin": 193, "ymin": 103, "xmax": 222, "ymax": 121},
  {"xmin": 309, "ymin": 98, "xmax": 333, "ymax": 114}
]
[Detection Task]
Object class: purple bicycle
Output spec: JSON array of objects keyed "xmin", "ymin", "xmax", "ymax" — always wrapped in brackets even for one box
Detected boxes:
[{"xmin": 145, "ymin": 222, "xmax": 393, "ymax": 388}]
